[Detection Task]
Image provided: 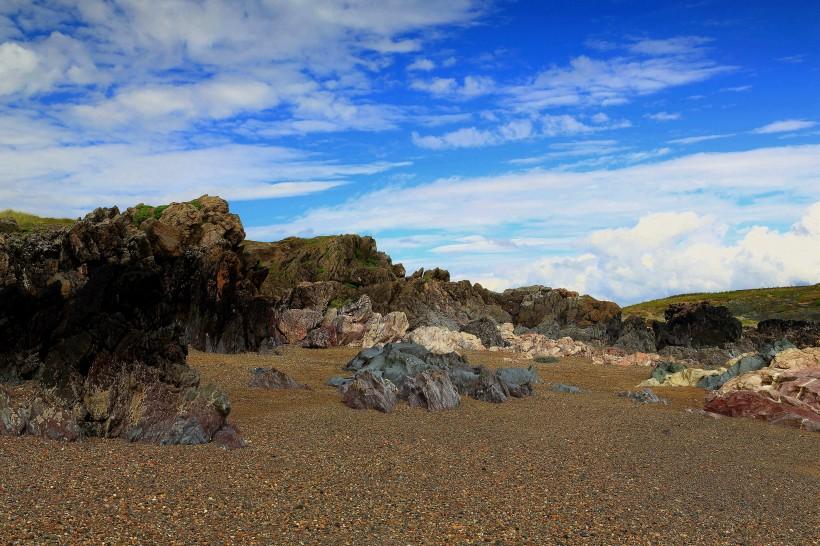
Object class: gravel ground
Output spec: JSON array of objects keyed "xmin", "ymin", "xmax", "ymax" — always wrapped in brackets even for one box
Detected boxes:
[{"xmin": 1, "ymin": 346, "xmax": 818, "ymax": 545}]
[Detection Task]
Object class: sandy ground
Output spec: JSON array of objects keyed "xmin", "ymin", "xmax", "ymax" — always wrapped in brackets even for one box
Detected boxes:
[{"xmin": 1, "ymin": 346, "xmax": 818, "ymax": 545}]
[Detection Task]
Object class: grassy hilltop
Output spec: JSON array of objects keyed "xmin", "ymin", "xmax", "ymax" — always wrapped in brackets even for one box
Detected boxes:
[
  {"xmin": 0, "ymin": 210, "xmax": 76, "ymax": 231},
  {"xmin": 623, "ymin": 284, "xmax": 820, "ymax": 325}
]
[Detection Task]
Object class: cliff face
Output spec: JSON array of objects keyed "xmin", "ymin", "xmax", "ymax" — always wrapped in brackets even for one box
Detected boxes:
[{"xmin": 0, "ymin": 196, "xmax": 266, "ymax": 445}]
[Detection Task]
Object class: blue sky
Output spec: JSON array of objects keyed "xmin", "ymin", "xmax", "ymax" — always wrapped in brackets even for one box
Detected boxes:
[{"xmin": 1, "ymin": 0, "xmax": 819, "ymax": 303}]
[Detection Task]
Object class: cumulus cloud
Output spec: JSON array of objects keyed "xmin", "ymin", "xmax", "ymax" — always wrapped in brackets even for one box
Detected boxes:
[
  {"xmin": 411, "ymin": 75, "xmax": 495, "ymax": 99},
  {"xmin": 479, "ymin": 204, "xmax": 820, "ymax": 303},
  {"xmin": 407, "ymin": 58, "xmax": 436, "ymax": 71}
]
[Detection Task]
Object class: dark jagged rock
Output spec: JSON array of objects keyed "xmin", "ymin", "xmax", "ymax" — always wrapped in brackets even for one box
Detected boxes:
[
  {"xmin": 249, "ymin": 367, "xmax": 308, "ymax": 390},
  {"xmin": 0, "ymin": 196, "xmax": 268, "ymax": 445},
  {"xmin": 461, "ymin": 317, "xmax": 509, "ymax": 348},
  {"xmin": 613, "ymin": 316, "xmax": 657, "ymax": 353},
  {"xmin": 339, "ymin": 370, "xmax": 398, "ymax": 412},
  {"xmin": 751, "ymin": 319, "xmax": 820, "ymax": 349},
  {"xmin": 653, "ymin": 302, "xmax": 742, "ymax": 350}
]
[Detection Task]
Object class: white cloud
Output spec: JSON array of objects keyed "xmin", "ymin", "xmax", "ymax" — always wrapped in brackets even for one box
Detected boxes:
[
  {"xmin": 508, "ymin": 37, "xmax": 732, "ymax": 111},
  {"xmin": 407, "ymin": 58, "xmax": 435, "ymax": 71},
  {"xmin": 412, "ymin": 126, "xmax": 497, "ymax": 149},
  {"xmin": 752, "ymin": 119, "xmax": 816, "ymax": 134},
  {"xmin": 668, "ymin": 133, "xmax": 735, "ymax": 145},
  {"xmin": 645, "ymin": 111, "xmax": 681, "ymax": 121},
  {"xmin": 0, "ymin": 141, "xmax": 407, "ymax": 217},
  {"xmin": 252, "ymin": 144, "xmax": 820, "ymax": 247},
  {"xmin": 483, "ymin": 203, "xmax": 820, "ymax": 303},
  {"xmin": 411, "ymin": 75, "xmax": 495, "ymax": 98}
]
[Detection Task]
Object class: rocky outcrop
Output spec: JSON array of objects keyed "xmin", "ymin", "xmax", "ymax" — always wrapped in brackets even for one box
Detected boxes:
[
  {"xmin": 702, "ymin": 346, "xmax": 820, "ymax": 431},
  {"xmin": 613, "ymin": 316, "xmax": 657, "ymax": 352},
  {"xmin": 302, "ymin": 295, "xmax": 375, "ymax": 348},
  {"xmin": 341, "ymin": 342, "xmax": 538, "ymax": 407},
  {"xmin": 653, "ymin": 302, "xmax": 742, "ymax": 350},
  {"xmin": 496, "ymin": 323, "xmax": 592, "ymax": 360},
  {"xmin": 0, "ymin": 196, "xmax": 266, "ymax": 446},
  {"xmin": 248, "ymin": 367, "xmax": 308, "ymax": 389},
  {"xmin": 751, "ymin": 319, "xmax": 820, "ymax": 349}
]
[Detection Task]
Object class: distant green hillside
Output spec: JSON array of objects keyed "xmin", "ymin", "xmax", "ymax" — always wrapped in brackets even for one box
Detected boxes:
[
  {"xmin": 624, "ymin": 285, "xmax": 820, "ymax": 325},
  {"xmin": 0, "ymin": 210, "xmax": 76, "ymax": 232}
]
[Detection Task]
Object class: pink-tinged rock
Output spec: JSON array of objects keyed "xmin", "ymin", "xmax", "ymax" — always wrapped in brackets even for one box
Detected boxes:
[
  {"xmin": 213, "ymin": 423, "xmax": 247, "ymax": 450},
  {"xmin": 704, "ymin": 389, "xmax": 820, "ymax": 431},
  {"xmin": 277, "ymin": 308, "xmax": 324, "ymax": 344}
]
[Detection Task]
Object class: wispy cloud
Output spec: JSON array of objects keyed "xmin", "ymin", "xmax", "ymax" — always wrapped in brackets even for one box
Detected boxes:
[
  {"xmin": 752, "ymin": 119, "xmax": 817, "ymax": 134},
  {"xmin": 645, "ymin": 112, "xmax": 681, "ymax": 121},
  {"xmin": 668, "ymin": 133, "xmax": 735, "ymax": 145}
]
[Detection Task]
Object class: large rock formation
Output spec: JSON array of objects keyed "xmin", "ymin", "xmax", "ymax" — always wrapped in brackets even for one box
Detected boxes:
[
  {"xmin": 653, "ymin": 302, "xmax": 742, "ymax": 349},
  {"xmin": 0, "ymin": 196, "xmax": 272, "ymax": 445}
]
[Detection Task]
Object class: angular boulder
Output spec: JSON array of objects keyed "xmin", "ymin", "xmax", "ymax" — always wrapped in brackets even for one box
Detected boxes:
[
  {"xmin": 362, "ymin": 311, "xmax": 409, "ymax": 348},
  {"xmin": 339, "ymin": 371, "xmax": 398, "ymax": 412},
  {"xmin": 278, "ymin": 308, "xmax": 324, "ymax": 344},
  {"xmin": 460, "ymin": 317, "xmax": 509, "ymax": 348},
  {"xmin": 401, "ymin": 370, "xmax": 460, "ymax": 411}
]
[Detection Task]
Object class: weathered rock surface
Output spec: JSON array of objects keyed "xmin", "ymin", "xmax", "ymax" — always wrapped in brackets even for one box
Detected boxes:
[
  {"xmin": 461, "ymin": 317, "xmax": 509, "ymax": 348},
  {"xmin": 0, "ymin": 196, "xmax": 264, "ymax": 445},
  {"xmin": 401, "ymin": 370, "xmax": 460, "ymax": 411},
  {"xmin": 278, "ymin": 308, "xmax": 324, "ymax": 344},
  {"xmin": 339, "ymin": 370, "xmax": 398, "ymax": 412},
  {"xmin": 362, "ymin": 311, "xmax": 409, "ymax": 348},
  {"xmin": 496, "ymin": 323, "xmax": 592, "ymax": 359},
  {"xmin": 653, "ymin": 302, "xmax": 742, "ymax": 349},
  {"xmin": 342, "ymin": 342, "xmax": 538, "ymax": 406},
  {"xmin": 613, "ymin": 316, "xmax": 657, "ymax": 353},
  {"xmin": 751, "ymin": 319, "xmax": 820, "ymax": 349},
  {"xmin": 248, "ymin": 367, "xmax": 308, "ymax": 390},
  {"xmin": 406, "ymin": 326, "xmax": 485, "ymax": 354}
]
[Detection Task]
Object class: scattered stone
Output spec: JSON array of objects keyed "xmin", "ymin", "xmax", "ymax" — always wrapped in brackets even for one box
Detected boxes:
[
  {"xmin": 248, "ymin": 367, "xmax": 308, "ymax": 389},
  {"xmin": 551, "ymin": 384, "xmax": 581, "ymax": 394},
  {"xmin": 339, "ymin": 371, "xmax": 398, "ymax": 413},
  {"xmin": 617, "ymin": 389, "xmax": 667, "ymax": 405}
]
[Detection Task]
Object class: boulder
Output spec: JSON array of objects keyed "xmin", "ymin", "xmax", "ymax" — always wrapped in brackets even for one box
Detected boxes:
[
  {"xmin": 248, "ymin": 367, "xmax": 308, "ymax": 389},
  {"xmin": 339, "ymin": 371, "xmax": 398, "ymax": 412},
  {"xmin": 654, "ymin": 302, "xmax": 742, "ymax": 349},
  {"xmin": 495, "ymin": 324, "xmax": 591, "ymax": 360},
  {"xmin": 592, "ymin": 348, "xmax": 661, "ymax": 367},
  {"xmin": 278, "ymin": 308, "xmax": 324, "ymax": 344},
  {"xmin": 551, "ymin": 384, "xmax": 580, "ymax": 394},
  {"xmin": 302, "ymin": 295, "xmax": 376, "ymax": 348},
  {"xmin": 401, "ymin": 370, "xmax": 460, "ymax": 411},
  {"xmin": 362, "ymin": 311, "xmax": 409, "ymax": 348},
  {"xmin": 696, "ymin": 353, "xmax": 768, "ymax": 390},
  {"xmin": 406, "ymin": 326, "xmax": 485, "ymax": 354}
]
